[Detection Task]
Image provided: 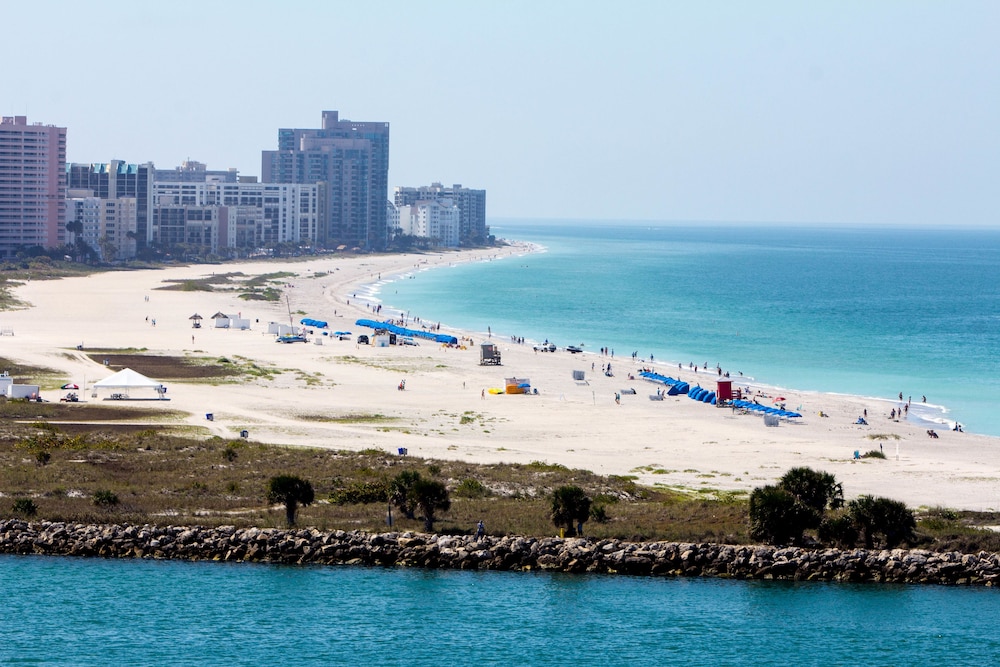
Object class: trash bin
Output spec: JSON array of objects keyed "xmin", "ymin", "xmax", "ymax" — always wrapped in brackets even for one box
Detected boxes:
[
  {"xmin": 240, "ymin": 430, "xmax": 249, "ymax": 438},
  {"xmin": 206, "ymin": 413, "xmax": 214, "ymax": 421},
  {"xmin": 397, "ymin": 448, "xmax": 407, "ymax": 456}
]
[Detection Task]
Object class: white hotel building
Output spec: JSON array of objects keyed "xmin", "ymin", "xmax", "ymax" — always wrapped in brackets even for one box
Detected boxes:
[
  {"xmin": 152, "ymin": 180, "xmax": 319, "ymax": 253},
  {"xmin": 395, "ymin": 199, "xmax": 460, "ymax": 248}
]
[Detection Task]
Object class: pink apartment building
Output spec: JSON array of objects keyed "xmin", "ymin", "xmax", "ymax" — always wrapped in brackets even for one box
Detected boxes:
[{"xmin": 0, "ymin": 116, "xmax": 67, "ymax": 257}]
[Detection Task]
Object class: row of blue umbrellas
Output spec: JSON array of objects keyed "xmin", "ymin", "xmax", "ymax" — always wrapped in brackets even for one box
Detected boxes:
[{"xmin": 730, "ymin": 399, "xmax": 802, "ymax": 419}]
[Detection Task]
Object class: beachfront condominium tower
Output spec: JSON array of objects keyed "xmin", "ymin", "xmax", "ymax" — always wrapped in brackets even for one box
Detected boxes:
[
  {"xmin": 396, "ymin": 199, "xmax": 461, "ymax": 248},
  {"xmin": 261, "ymin": 110, "xmax": 389, "ymax": 251},
  {"xmin": 394, "ymin": 183, "xmax": 488, "ymax": 246},
  {"xmin": 67, "ymin": 160, "xmax": 154, "ymax": 256},
  {"xmin": 0, "ymin": 116, "xmax": 67, "ymax": 258}
]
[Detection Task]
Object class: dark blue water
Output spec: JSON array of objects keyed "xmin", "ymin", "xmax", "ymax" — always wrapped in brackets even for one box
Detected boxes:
[
  {"xmin": 2, "ymin": 555, "xmax": 998, "ymax": 665},
  {"xmin": 375, "ymin": 221, "xmax": 1000, "ymax": 435}
]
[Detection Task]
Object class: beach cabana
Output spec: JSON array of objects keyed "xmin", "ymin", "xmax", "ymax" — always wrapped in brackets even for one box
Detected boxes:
[
  {"xmin": 189, "ymin": 313, "xmax": 203, "ymax": 329},
  {"xmin": 505, "ymin": 377, "xmax": 530, "ymax": 395},
  {"xmin": 93, "ymin": 368, "xmax": 168, "ymax": 400}
]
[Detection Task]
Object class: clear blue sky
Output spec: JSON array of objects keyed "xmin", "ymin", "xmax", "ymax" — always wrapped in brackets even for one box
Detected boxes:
[{"xmin": 3, "ymin": 1, "xmax": 998, "ymax": 226}]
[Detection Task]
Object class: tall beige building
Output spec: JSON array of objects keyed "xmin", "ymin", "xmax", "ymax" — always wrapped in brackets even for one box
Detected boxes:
[{"xmin": 0, "ymin": 116, "xmax": 67, "ymax": 257}]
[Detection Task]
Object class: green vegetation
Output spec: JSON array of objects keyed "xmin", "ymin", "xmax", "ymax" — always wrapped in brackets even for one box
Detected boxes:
[
  {"xmin": 92, "ymin": 490, "xmax": 120, "ymax": 508},
  {"xmin": 410, "ymin": 479, "xmax": 451, "ymax": 531},
  {"xmin": 550, "ymin": 485, "xmax": 592, "ymax": 537},
  {"xmin": 0, "ymin": 409, "xmax": 992, "ymax": 547},
  {"xmin": 389, "ymin": 470, "xmax": 423, "ymax": 519},
  {"xmin": 845, "ymin": 495, "xmax": 916, "ymax": 548},
  {"xmin": 453, "ymin": 479, "xmax": 491, "ymax": 499},
  {"xmin": 749, "ymin": 466, "xmax": 918, "ymax": 549},
  {"xmin": 266, "ymin": 475, "xmax": 315, "ymax": 526},
  {"xmin": 12, "ymin": 498, "xmax": 38, "ymax": 517}
]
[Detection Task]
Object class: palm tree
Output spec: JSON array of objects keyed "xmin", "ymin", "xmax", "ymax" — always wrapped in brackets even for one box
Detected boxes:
[
  {"xmin": 410, "ymin": 479, "xmax": 451, "ymax": 532},
  {"xmin": 748, "ymin": 485, "xmax": 815, "ymax": 545},
  {"xmin": 847, "ymin": 495, "xmax": 916, "ymax": 549},
  {"xmin": 778, "ymin": 467, "xmax": 844, "ymax": 514},
  {"xmin": 550, "ymin": 485, "xmax": 592, "ymax": 537},
  {"xmin": 390, "ymin": 470, "xmax": 422, "ymax": 519},
  {"xmin": 266, "ymin": 475, "xmax": 315, "ymax": 526}
]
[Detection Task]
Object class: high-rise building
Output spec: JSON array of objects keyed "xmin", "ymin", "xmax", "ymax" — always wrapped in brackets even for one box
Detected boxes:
[
  {"xmin": 153, "ymin": 160, "xmax": 239, "ymax": 184},
  {"xmin": 67, "ymin": 160, "xmax": 153, "ymax": 254},
  {"xmin": 152, "ymin": 180, "xmax": 319, "ymax": 253},
  {"xmin": 394, "ymin": 183, "xmax": 487, "ymax": 245},
  {"xmin": 0, "ymin": 116, "xmax": 66, "ymax": 257},
  {"xmin": 65, "ymin": 194, "xmax": 138, "ymax": 261},
  {"xmin": 262, "ymin": 110, "xmax": 389, "ymax": 250},
  {"xmin": 397, "ymin": 199, "xmax": 461, "ymax": 248}
]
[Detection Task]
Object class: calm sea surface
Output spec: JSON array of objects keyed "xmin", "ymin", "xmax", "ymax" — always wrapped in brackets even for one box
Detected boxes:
[
  {"xmin": 372, "ymin": 221, "xmax": 1000, "ymax": 437},
  {"xmin": 2, "ymin": 554, "xmax": 999, "ymax": 665},
  {"xmin": 7, "ymin": 221, "xmax": 1000, "ymax": 662}
]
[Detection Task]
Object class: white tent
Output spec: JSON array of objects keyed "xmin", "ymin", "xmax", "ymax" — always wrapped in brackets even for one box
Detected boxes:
[{"xmin": 92, "ymin": 368, "xmax": 168, "ymax": 400}]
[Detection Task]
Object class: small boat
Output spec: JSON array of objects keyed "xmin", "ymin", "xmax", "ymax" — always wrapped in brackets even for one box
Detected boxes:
[{"xmin": 566, "ymin": 345, "xmax": 583, "ymax": 354}]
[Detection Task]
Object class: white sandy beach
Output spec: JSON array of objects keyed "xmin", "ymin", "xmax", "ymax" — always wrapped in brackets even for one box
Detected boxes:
[{"xmin": 2, "ymin": 248, "xmax": 998, "ymax": 512}]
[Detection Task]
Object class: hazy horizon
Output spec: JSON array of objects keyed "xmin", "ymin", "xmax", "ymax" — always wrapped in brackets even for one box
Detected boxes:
[{"xmin": 3, "ymin": 1, "xmax": 997, "ymax": 228}]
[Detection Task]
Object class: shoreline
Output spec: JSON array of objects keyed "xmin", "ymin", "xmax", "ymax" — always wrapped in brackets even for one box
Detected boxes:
[
  {"xmin": 2, "ymin": 249, "xmax": 998, "ymax": 512},
  {"xmin": 350, "ymin": 241, "xmax": 959, "ymax": 435},
  {"xmin": 364, "ymin": 238, "xmax": 963, "ymax": 435}
]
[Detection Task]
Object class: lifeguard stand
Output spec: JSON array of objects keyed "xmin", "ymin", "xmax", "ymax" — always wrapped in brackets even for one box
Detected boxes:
[
  {"xmin": 716, "ymin": 378, "xmax": 733, "ymax": 407},
  {"xmin": 480, "ymin": 342, "xmax": 502, "ymax": 365}
]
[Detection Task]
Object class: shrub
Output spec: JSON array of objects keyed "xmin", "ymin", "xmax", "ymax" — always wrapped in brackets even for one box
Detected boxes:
[
  {"xmin": 222, "ymin": 446, "xmax": 238, "ymax": 462},
  {"xmin": 453, "ymin": 479, "xmax": 491, "ymax": 499},
  {"xmin": 860, "ymin": 449, "xmax": 886, "ymax": 459},
  {"xmin": 35, "ymin": 450, "xmax": 51, "ymax": 466},
  {"xmin": 748, "ymin": 485, "xmax": 815, "ymax": 545},
  {"xmin": 92, "ymin": 490, "xmax": 119, "ymax": 507},
  {"xmin": 12, "ymin": 498, "xmax": 38, "ymax": 516},
  {"xmin": 590, "ymin": 504, "xmax": 610, "ymax": 524},
  {"xmin": 818, "ymin": 515, "xmax": 859, "ymax": 548},
  {"xmin": 330, "ymin": 479, "xmax": 390, "ymax": 504}
]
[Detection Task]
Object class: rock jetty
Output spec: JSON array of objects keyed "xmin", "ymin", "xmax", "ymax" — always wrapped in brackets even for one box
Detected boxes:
[{"xmin": 1, "ymin": 519, "xmax": 998, "ymax": 586}]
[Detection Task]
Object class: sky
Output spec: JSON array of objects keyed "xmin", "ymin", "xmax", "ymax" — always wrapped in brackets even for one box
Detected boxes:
[{"xmin": 3, "ymin": 1, "xmax": 998, "ymax": 227}]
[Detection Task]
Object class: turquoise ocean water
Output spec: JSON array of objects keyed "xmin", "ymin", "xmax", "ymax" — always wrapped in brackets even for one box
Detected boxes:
[
  {"xmin": 2, "ymin": 554, "xmax": 999, "ymax": 665},
  {"xmin": 371, "ymin": 221, "xmax": 1000, "ymax": 437},
  {"xmin": 7, "ymin": 221, "xmax": 1000, "ymax": 662}
]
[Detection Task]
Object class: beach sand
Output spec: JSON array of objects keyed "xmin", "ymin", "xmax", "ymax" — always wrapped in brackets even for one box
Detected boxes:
[{"xmin": 2, "ymin": 248, "xmax": 997, "ymax": 512}]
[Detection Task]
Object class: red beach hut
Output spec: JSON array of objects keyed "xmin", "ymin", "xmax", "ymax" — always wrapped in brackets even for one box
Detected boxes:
[{"xmin": 716, "ymin": 378, "xmax": 733, "ymax": 405}]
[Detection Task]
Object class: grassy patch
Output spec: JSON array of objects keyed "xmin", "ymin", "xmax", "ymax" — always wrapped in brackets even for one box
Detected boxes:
[
  {"xmin": 298, "ymin": 413, "xmax": 396, "ymax": 424},
  {"xmin": 0, "ymin": 357, "xmax": 64, "ymax": 386},
  {"xmin": 0, "ymin": 406, "xmax": 992, "ymax": 548},
  {"xmin": 867, "ymin": 433, "xmax": 902, "ymax": 441},
  {"xmin": 84, "ymin": 352, "xmax": 270, "ymax": 382}
]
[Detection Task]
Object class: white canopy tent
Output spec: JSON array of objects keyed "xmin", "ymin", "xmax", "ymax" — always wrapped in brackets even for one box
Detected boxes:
[{"xmin": 92, "ymin": 368, "xmax": 168, "ymax": 400}]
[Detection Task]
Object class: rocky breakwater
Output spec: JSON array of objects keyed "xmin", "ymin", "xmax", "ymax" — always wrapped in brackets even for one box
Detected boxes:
[{"xmin": 1, "ymin": 519, "xmax": 999, "ymax": 586}]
